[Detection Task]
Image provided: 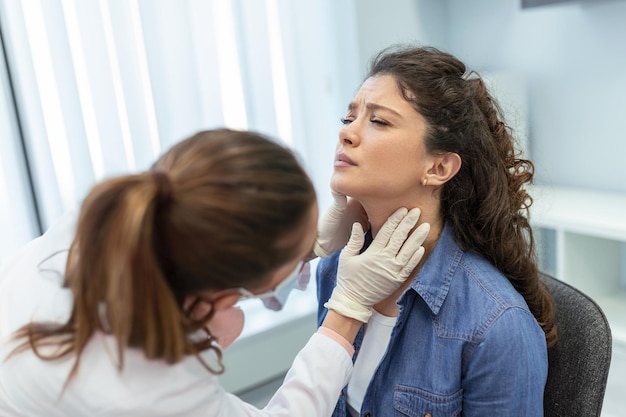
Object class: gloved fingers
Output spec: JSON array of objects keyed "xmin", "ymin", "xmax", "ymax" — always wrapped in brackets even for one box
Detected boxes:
[
  {"xmin": 400, "ymin": 246, "xmax": 425, "ymax": 277},
  {"xmin": 313, "ymin": 242, "xmax": 330, "ymax": 258},
  {"xmin": 345, "ymin": 198, "xmax": 368, "ymax": 229},
  {"xmin": 340, "ymin": 222, "xmax": 366, "ymax": 258},
  {"xmin": 314, "ymin": 193, "xmax": 350, "ymax": 258},
  {"xmin": 368, "ymin": 207, "xmax": 409, "ymax": 251},
  {"xmin": 320, "ymin": 193, "xmax": 347, "ymax": 224},
  {"xmin": 395, "ymin": 222, "xmax": 430, "ymax": 264},
  {"xmin": 384, "ymin": 208, "xmax": 421, "ymax": 254},
  {"xmin": 330, "ymin": 192, "xmax": 348, "ymax": 209}
]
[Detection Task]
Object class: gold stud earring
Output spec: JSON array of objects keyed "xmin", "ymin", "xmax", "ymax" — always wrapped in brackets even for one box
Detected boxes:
[{"xmin": 422, "ymin": 178, "xmax": 428, "ymax": 187}]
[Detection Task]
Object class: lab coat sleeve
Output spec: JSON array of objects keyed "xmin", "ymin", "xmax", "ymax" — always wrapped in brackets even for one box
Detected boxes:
[{"xmin": 217, "ymin": 331, "xmax": 352, "ymax": 417}]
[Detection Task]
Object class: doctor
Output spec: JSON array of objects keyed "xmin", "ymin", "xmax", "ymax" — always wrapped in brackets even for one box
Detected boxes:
[{"xmin": 0, "ymin": 128, "xmax": 429, "ymax": 416}]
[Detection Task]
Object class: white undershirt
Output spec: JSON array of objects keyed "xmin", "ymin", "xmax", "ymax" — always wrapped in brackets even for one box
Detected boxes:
[{"xmin": 346, "ymin": 309, "xmax": 397, "ymax": 416}]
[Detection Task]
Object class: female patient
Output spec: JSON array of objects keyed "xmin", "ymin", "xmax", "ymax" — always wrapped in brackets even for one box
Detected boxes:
[{"xmin": 315, "ymin": 45, "xmax": 557, "ymax": 416}]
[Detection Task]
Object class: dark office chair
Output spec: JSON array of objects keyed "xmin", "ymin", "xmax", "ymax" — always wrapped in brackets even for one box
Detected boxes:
[{"xmin": 541, "ymin": 273, "xmax": 612, "ymax": 417}]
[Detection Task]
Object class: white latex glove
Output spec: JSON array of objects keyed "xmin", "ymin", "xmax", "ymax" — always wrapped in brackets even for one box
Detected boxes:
[
  {"xmin": 313, "ymin": 193, "xmax": 368, "ymax": 258},
  {"xmin": 324, "ymin": 207, "xmax": 430, "ymax": 322}
]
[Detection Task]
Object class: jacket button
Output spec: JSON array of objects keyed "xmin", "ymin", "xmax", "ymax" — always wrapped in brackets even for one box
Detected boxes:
[{"xmin": 364, "ymin": 414, "xmax": 371, "ymax": 417}]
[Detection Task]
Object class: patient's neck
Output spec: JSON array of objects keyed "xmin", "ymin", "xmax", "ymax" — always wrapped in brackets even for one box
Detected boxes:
[{"xmin": 363, "ymin": 199, "xmax": 443, "ymax": 256}]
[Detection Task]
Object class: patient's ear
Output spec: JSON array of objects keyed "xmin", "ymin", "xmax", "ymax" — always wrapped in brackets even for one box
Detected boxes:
[{"xmin": 425, "ymin": 152, "xmax": 461, "ymax": 186}]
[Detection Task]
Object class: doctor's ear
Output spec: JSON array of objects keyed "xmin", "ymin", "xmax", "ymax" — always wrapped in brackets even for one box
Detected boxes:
[
  {"xmin": 424, "ymin": 152, "xmax": 461, "ymax": 187},
  {"xmin": 212, "ymin": 293, "xmax": 240, "ymax": 311},
  {"xmin": 184, "ymin": 292, "xmax": 240, "ymax": 320}
]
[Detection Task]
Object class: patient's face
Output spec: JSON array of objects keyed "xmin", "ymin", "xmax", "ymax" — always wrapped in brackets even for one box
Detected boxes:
[{"xmin": 331, "ymin": 74, "xmax": 429, "ymax": 203}]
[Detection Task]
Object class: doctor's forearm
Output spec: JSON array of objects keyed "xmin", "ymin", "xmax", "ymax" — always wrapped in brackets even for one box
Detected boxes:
[{"xmin": 320, "ymin": 310, "xmax": 361, "ymax": 348}]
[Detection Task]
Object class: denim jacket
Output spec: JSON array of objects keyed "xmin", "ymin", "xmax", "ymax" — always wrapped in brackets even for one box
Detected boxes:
[{"xmin": 316, "ymin": 223, "xmax": 547, "ymax": 417}]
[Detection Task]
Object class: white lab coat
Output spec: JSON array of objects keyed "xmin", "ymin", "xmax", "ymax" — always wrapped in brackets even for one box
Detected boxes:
[{"xmin": 0, "ymin": 212, "xmax": 352, "ymax": 416}]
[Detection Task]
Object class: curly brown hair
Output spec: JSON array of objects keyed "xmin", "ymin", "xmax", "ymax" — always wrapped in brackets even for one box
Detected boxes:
[{"xmin": 368, "ymin": 45, "xmax": 557, "ymax": 347}]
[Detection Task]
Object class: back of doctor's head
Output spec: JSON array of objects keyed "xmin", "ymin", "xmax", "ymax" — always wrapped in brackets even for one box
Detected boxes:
[{"xmin": 15, "ymin": 128, "xmax": 316, "ymax": 379}]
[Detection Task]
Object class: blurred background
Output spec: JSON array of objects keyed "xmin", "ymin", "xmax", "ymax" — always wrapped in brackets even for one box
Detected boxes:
[{"xmin": 1, "ymin": 0, "xmax": 624, "ymax": 414}]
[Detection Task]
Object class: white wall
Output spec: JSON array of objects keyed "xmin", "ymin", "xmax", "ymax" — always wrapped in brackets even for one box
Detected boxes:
[
  {"xmin": 280, "ymin": 0, "xmax": 362, "ymax": 211},
  {"xmin": 348, "ymin": 0, "xmax": 626, "ymax": 194},
  {"xmin": 444, "ymin": 0, "xmax": 626, "ymax": 194},
  {"xmin": 353, "ymin": 0, "xmax": 447, "ymax": 77}
]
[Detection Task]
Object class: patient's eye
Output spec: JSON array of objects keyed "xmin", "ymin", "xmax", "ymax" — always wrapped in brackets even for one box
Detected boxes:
[{"xmin": 371, "ymin": 117, "xmax": 389, "ymax": 126}]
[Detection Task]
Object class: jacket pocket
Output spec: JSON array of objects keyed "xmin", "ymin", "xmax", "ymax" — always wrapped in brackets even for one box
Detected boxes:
[{"xmin": 393, "ymin": 385, "xmax": 462, "ymax": 417}]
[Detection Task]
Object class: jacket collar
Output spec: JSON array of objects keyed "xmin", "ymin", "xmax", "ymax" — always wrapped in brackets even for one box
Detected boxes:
[{"xmin": 403, "ymin": 222, "xmax": 463, "ymax": 315}]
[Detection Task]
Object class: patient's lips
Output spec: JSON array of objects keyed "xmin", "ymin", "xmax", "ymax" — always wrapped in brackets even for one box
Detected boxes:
[{"xmin": 335, "ymin": 152, "xmax": 356, "ymax": 167}]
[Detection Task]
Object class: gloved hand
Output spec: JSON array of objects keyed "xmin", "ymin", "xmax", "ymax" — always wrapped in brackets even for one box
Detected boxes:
[
  {"xmin": 324, "ymin": 207, "xmax": 430, "ymax": 322},
  {"xmin": 313, "ymin": 193, "xmax": 368, "ymax": 258}
]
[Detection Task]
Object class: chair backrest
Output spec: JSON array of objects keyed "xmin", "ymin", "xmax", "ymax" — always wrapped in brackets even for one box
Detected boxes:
[{"xmin": 541, "ymin": 273, "xmax": 612, "ymax": 417}]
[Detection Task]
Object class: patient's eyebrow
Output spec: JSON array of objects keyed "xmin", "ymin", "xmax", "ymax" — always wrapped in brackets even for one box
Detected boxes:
[{"xmin": 347, "ymin": 102, "xmax": 402, "ymax": 118}]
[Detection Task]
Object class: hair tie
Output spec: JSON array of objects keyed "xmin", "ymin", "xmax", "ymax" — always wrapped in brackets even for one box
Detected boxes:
[{"xmin": 152, "ymin": 171, "xmax": 173, "ymax": 204}]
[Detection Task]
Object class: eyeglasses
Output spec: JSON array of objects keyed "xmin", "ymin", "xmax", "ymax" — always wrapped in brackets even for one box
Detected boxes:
[{"xmin": 237, "ymin": 260, "xmax": 305, "ymax": 301}]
